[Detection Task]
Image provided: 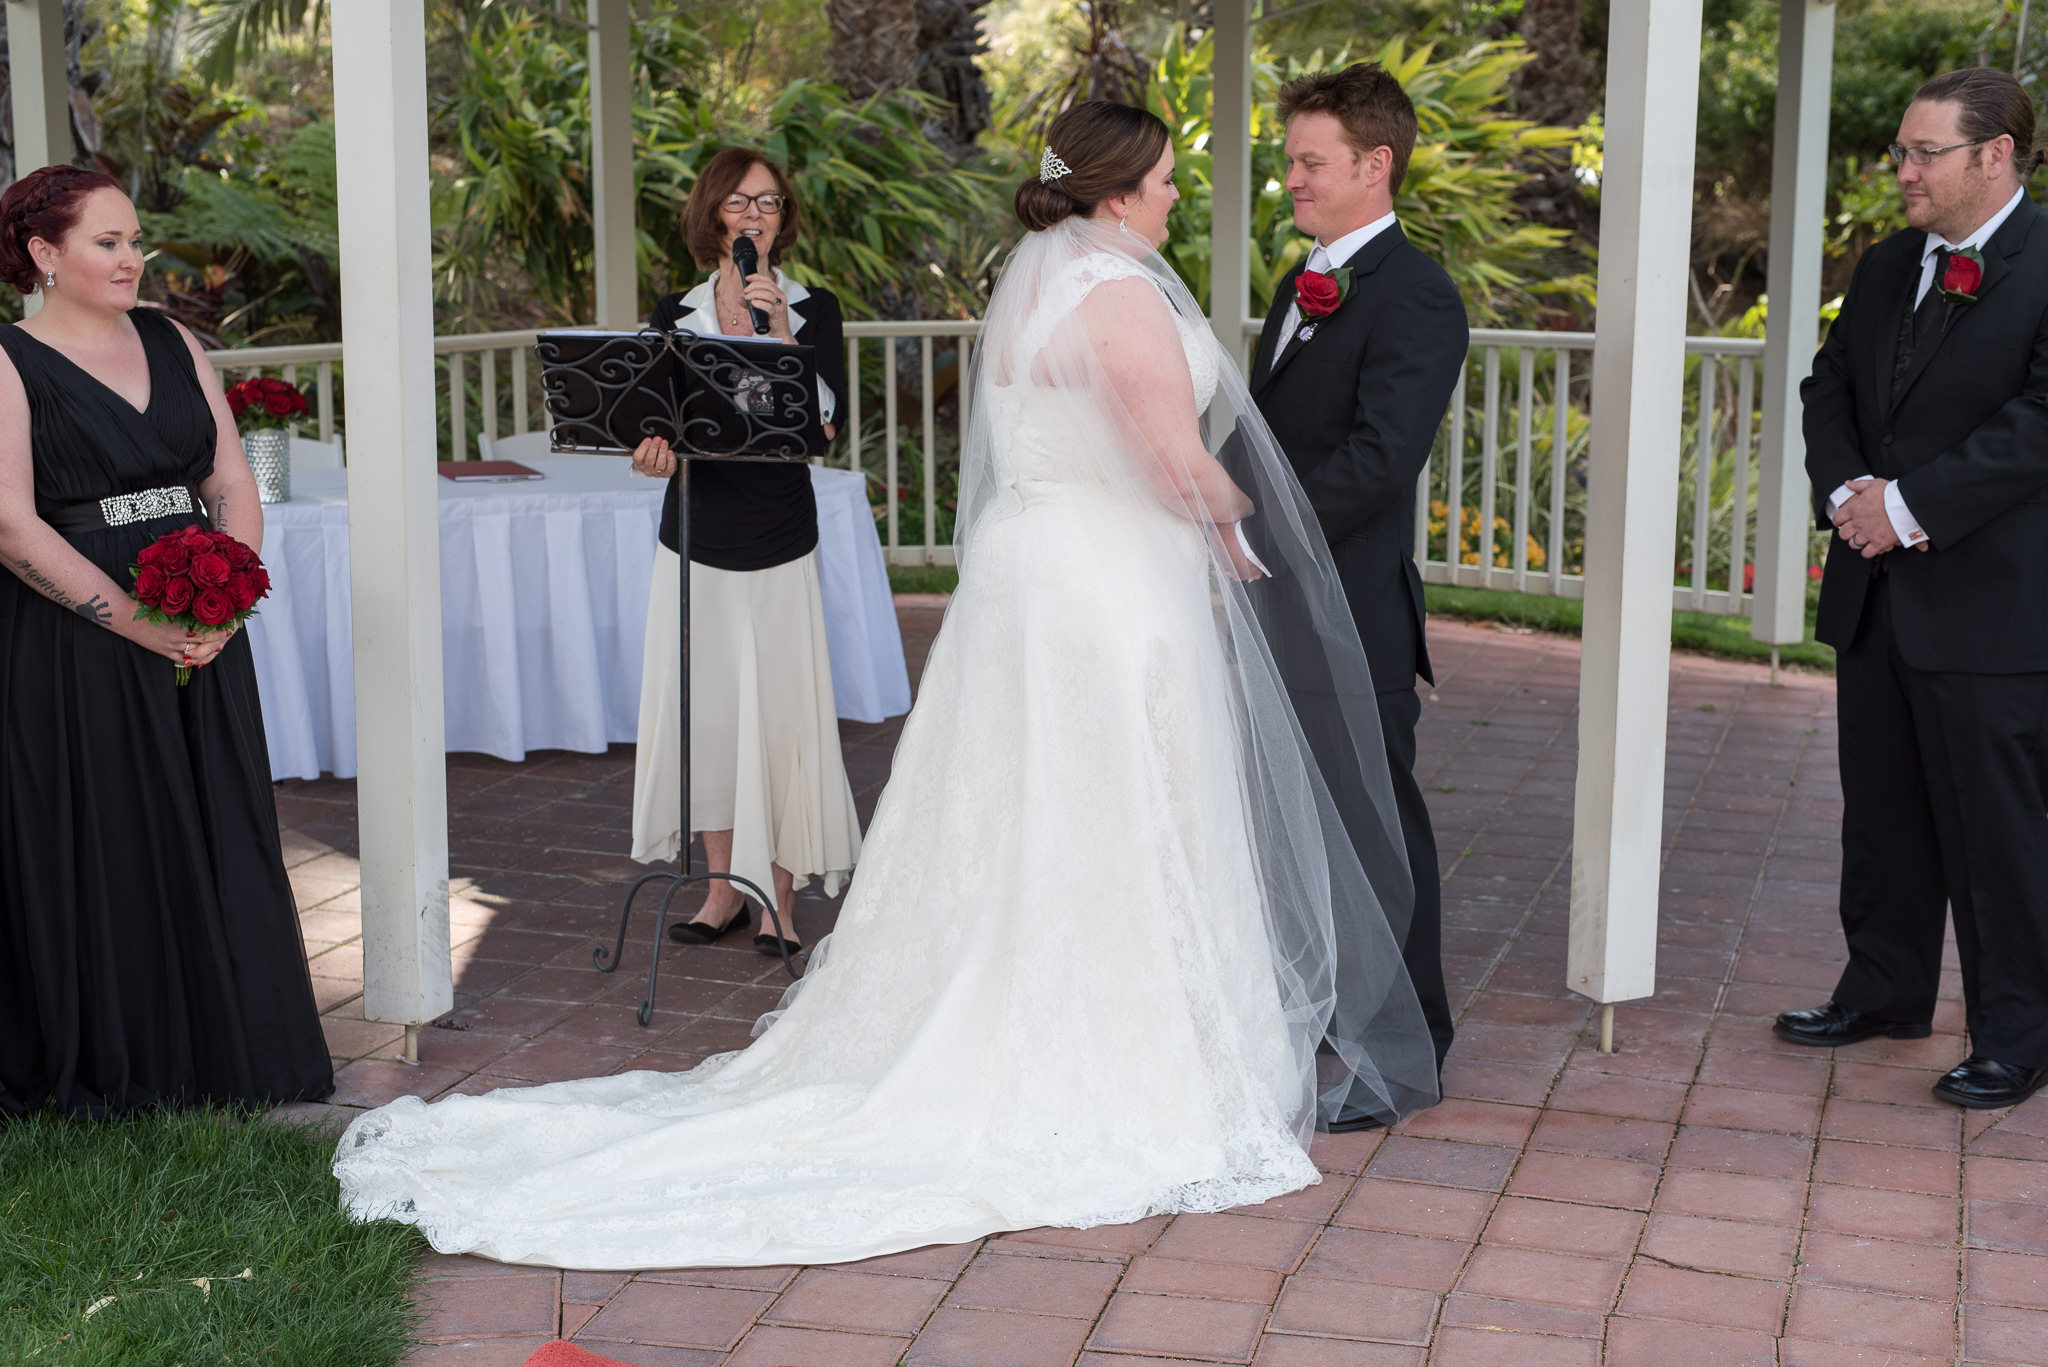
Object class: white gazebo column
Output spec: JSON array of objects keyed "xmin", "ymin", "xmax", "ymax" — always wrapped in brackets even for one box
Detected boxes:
[
  {"xmin": 1567, "ymin": 0, "xmax": 1705, "ymax": 1046},
  {"xmin": 6, "ymin": 0, "xmax": 68, "ymax": 176},
  {"xmin": 1750, "ymin": 0, "xmax": 1836, "ymax": 676},
  {"xmin": 1208, "ymin": 0, "xmax": 1252, "ymax": 361},
  {"xmin": 332, "ymin": 0, "xmax": 452, "ymax": 1060},
  {"xmin": 588, "ymin": 0, "xmax": 637, "ymax": 328},
  {"xmin": 7, "ymin": 0, "xmax": 67, "ymax": 317}
]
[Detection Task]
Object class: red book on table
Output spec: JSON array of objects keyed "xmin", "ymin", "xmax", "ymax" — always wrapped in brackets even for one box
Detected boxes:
[{"xmin": 437, "ymin": 460, "xmax": 544, "ymax": 482}]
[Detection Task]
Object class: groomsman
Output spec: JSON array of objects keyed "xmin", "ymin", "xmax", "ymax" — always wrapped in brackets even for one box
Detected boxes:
[
  {"xmin": 1778, "ymin": 68, "xmax": 2048, "ymax": 1110},
  {"xmin": 1250, "ymin": 64, "xmax": 1470, "ymax": 1126}
]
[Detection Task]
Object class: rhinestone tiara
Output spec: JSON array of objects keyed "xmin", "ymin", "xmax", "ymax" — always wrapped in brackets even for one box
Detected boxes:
[{"xmin": 1039, "ymin": 145, "xmax": 1074, "ymax": 184}]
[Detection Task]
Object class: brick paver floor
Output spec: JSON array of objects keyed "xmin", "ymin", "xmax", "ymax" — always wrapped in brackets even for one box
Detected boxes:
[{"xmin": 272, "ymin": 604, "xmax": 2048, "ymax": 1366}]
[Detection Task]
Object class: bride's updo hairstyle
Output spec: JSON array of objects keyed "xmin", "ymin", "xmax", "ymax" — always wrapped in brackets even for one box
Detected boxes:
[
  {"xmin": 0, "ymin": 164, "xmax": 126, "ymax": 296},
  {"xmin": 1014, "ymin": 101, "xmax": 1170, "ymax": 232}
]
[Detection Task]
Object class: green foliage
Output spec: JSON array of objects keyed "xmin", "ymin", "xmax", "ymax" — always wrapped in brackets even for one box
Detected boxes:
[
  {"xmin": 1144, "ymin": 27, "xmax": 1588, "ymax": 325},
  {"xmin": 434, "ymin": 11, "xmax": 1000, "ymax": 327},
  {"xmin": 0, "ymin": 1106, "xmax": 423, "ymax": 1366},
  {"xmin": 1697, "ymin": 0, "xmax": 1991, "ymax": 247},
  {"xmin": 187, "ymin": 0, "xmax": 328, "ymax": 85},
  {"xmin": 1423, "ymin": 584, "xmax": 1834, "ymax": 672}
]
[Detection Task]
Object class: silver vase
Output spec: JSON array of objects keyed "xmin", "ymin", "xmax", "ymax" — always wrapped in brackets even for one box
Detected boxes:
[{"xmin": 244, "ymin": 427, "xmax": 292, "ymax": 505}]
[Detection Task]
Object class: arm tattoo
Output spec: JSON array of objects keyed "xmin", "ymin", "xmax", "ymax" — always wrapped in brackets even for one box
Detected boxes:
[
  {"xmin": 11, "ymin": 556, "xmax": 76, "ymax": 610},
  {"xmin": 73, "ymin": 592, "xmax": 112, "ymax": 625},
  {"xmin": 213, "ymin": 494, "xmax": 229, "ymax": 531}
]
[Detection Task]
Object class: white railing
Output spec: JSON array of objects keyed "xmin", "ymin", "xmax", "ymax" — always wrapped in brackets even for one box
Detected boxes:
[
  {"xmin": 208, "ymin": 321, "xmax": 1779, "ymax": 610},
  {"xmin": 1396, "ymin": 328, "xmax": 1768, "ymax": 617}
]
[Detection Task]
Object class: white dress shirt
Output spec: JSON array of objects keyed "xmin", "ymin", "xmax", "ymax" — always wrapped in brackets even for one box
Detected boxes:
[
  {"xmin": 1277, "ymin": 210, "xmax": 1399, "ymax": 356},
  {"xmin": 1830, "ymin": 185, "xmax": 2028, "ymax": 548},
  {"xmin": 672, "ymin": 267, "xmax": 837, "ymax": 424}
]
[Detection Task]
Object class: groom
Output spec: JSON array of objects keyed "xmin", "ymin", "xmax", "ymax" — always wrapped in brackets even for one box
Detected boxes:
[{"xmin": 1251, "ymin": 64, "xmax": 1469, "ymax": 1128}]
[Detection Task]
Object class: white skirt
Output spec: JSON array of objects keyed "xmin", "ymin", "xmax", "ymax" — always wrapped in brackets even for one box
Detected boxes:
[{"xmin": 629, "ymin": 546, "xmax": 861, "ymax": 898}]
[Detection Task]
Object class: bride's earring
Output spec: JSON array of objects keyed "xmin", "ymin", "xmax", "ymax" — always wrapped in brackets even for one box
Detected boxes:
[
  {"xmin": 42, "ymin": 270, "xmax": 53, "ymax": 288},
  {"xmin": 1118, "ymin": 211, "xmax": 1129, "ymax": 233}
]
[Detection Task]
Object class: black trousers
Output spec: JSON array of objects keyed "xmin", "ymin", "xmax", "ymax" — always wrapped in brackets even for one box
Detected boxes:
[
  {"xmin": 1834, "ymin": 575, "xmax": 2048, "ymax": 1067},
  {"xmin": 1379, "ymin": 686, "xmax": 1454, "ymax": 1070}
]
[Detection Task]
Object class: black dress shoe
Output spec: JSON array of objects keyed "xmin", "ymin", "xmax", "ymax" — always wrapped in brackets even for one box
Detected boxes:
[
  {"xmin": 667, "ymin": 903, "xmax": 748, "ymax": 946},
  {"xmin": 1772, "ymin": 1001, "xmax": 1931, "ymax": 1047},
  {"xmin": 1932, "ymin": 1056, "xmax": 2048, "ymax": 1110},
  {"xmin": 753, "ymin": 933, "xmax": 803, "ymax": 959},
  {"xmin": 1318, "ymin": 1106, "xmax": 1391, "ymax": 1134}
]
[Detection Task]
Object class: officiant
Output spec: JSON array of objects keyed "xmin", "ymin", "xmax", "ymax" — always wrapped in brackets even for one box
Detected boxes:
[
  {"xmin": 1779, "ymin": 68, "xmax": 2048, "ymax": 1111},
  {"xmin": 627, "ymin": 146, "xmax": 862, "ymax": 958}
]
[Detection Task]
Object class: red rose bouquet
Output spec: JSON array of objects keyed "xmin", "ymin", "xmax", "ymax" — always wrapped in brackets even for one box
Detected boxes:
[
  {"xmin": 130, "ymin": 526, "xmax": 272, "ymax": 684},
  {"xmin": 225, "ymin": 376, "xmax": 311, "ymax": 430}
]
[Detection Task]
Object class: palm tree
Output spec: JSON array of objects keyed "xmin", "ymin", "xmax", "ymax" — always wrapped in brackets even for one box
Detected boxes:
[
  {"xmin": 914, "ymin": 0, "xmax": 992, "ymax": 159},
  {"xmin": 826, "ymin": 0, "xmax": 920, "ymax": 99}
]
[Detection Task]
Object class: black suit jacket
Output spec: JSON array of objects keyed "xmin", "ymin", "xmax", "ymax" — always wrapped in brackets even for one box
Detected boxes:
[
  {"xmin": 1250, "ymin": 224, "xmax": 1469, "ymax": 691},
  {"xmin": 1804, "ymin": 198, "xmax": 2048, "ymax": 673}
]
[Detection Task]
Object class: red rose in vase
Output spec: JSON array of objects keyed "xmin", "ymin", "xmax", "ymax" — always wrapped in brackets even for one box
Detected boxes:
[{"xmin": 227, "ymin": 375, "xmax": 311, "ymax": 431}]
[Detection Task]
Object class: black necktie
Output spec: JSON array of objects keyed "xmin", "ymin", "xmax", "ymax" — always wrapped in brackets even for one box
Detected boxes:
[
  {"xmin": 1894, "ymin": 248, "xmax": 1950, "ymax": 390},
  {"xmin": 1913, "ymin": 247, "xmax": 1951, "ymax": 342}
]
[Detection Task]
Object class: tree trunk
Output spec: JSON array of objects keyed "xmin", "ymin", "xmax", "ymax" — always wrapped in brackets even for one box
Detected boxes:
[
  {"xmin": 914, "ymin": 0, "xmax": 991, "ymax": 158},
  {"xmin": 1512, "ymin": 0, "xmax": 1586, "ymax": 128},
  {"xmin": 826, "ymin": 0, "xmax": 919, "ymax": 102},
  {"xmin": 1510, "ymin": 0, "xmax": 1591, "ymax": 237}
]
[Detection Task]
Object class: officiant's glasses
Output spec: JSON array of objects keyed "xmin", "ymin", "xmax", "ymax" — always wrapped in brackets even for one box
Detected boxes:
[
  {"xmin": 721, "ymin": 192, "xmax": 787, "ymax": 214},
  {"xmin": 1887, "ymin": 138, "xmax": 1988, "ymax": 167}
]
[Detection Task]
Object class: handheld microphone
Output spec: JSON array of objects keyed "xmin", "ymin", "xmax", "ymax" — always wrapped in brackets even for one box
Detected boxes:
[{"xmin": 731, "ymin": 236, "xmax": 771, "ymax": 336}]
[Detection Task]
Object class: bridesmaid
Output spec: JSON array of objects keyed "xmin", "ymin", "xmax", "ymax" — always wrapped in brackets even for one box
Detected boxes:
[
  {"xmin": 0, "ymin": 166, "xmax": 332, "ymax": 1115},
  {"xmin": 628, "ymin": 146, "xmax": 862, "ymax": 956}
]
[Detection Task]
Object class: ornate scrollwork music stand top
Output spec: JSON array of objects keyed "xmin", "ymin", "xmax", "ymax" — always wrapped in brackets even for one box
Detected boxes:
[
  {"xmin": 535, "ymin": 327, "xmax": 826, "ymax": 461},
  {"xmin": 535, "ymin": 327, "xmax": 826, "ymax": 1022}
]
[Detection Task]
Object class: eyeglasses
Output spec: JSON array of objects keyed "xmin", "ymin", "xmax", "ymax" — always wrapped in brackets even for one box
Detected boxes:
[
  {"xmin": 720, "ymin": 192, "xmax": 787, "ymax": 215},
  {"xmin": 1886, "ymin": 139, "xmax": 1988, "ymax": 167}
]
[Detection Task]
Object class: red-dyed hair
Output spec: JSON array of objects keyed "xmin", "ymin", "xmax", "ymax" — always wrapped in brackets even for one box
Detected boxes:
[{"xmin": 0, "ymin": 165, "xmax": 127, "ymax": 295}]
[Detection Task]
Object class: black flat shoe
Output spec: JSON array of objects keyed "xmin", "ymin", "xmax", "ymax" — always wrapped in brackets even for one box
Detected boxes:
[
  {"xmin": 1318, "ymin": 1106, "xmax": 1391, "ymax": 1134},
  {"xmin": 1772, "ymin": 1001, "xmax": 1931, "ymax": 1048},
  {"xmin": 668, "ymin": 903, "xmax": 749, "ymax": 946},
  {"xmin": 753, "ymin": 933, "xmax": 803, "ymax": 959},
  {"xmin": 1931, "ymin": 1056, "xmax": 2048, "ymax": 1110}
]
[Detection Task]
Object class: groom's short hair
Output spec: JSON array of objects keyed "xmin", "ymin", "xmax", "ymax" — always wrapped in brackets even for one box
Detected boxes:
[{"xmin": 1278, "ymin": 63, "xmax": 1418, "ymax": 192}]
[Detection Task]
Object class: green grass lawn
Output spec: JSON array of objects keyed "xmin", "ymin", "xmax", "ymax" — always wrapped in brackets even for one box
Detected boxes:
[
  {"xmin": 885, "ymin": 567, "xmax": 1835, "ymax": 673},
  {"xmin": 1, "ymin": 1107, "xmax": 422, "ymax": 1367},
  {"xmin": 1422, "ymin": 583, "xmax": 1835, "ymax": 673}
]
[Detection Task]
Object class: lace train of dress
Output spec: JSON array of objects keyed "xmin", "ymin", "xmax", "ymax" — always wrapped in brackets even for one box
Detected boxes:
[
  {"xmin": 335, "ymin": 228, "xmax": 1438, "ymax": 1267},
  {"xmin": 335, "ymin": 287, "xmax": 1327, "ymax": 1270}
]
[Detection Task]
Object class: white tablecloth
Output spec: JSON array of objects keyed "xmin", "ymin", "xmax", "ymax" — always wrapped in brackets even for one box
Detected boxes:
[{"xmin": 247, "ymin": 457, "xmax": 911, "ymax": 782}]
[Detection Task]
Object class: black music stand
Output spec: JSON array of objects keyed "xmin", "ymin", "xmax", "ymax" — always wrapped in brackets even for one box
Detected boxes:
[{"xmin": 536, "ymin": 327, "xmax": 824, "ymax": 1025}]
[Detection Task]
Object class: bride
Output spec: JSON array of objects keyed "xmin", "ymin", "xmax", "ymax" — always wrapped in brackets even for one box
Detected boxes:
[{"xmin": 333, "ymin": 101, "xmax": 1439, "ymax": 1270}]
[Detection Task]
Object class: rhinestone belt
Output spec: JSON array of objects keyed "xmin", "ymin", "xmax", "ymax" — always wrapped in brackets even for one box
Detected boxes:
[
  {"xmin": 39, "ymin": 484, "xmax": 203, "ymax": 536},
  {"xmin": 100, "ymin": 485, "xmax": 196, "ymax": 527}
]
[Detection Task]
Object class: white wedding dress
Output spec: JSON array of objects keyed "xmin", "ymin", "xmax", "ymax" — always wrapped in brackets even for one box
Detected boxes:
[{"xmin": 334, "ymin": 222, "xmax": 1436, "ymax": 1269}]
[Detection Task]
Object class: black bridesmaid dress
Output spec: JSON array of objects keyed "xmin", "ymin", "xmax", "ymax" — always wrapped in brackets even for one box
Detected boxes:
[{"xmin": 0, "ymin": 308, "xmax": 333, "ymax": 1116}]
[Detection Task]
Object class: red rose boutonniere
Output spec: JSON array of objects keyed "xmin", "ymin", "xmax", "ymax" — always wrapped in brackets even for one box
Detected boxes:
[
  {"xmin": 1295, "ymin": 265, "xmax": 1354, "ymax": 321},
  {"xmin": 1938, "ymin": 246, "xmax": 1985, "ymax": 305}
]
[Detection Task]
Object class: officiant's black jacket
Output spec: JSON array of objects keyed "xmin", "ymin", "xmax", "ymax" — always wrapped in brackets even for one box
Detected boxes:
[
  {"xmin": 1250, "ymin": 225, "xmax": 1470, "ymax": 693},
  {"xmin": 1804, "ymin": 197, "xmax": 2048, "ymax": 671}
]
